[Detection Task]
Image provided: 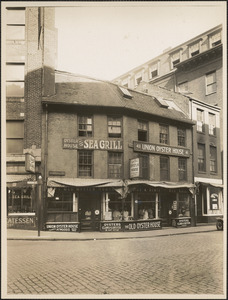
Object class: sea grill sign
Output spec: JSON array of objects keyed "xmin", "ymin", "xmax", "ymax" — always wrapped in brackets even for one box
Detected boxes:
[
  {"xmin": 133, "ymin": 141, "xmax": 190, "ymax": 157},
  {"xmin": 63, "ymin": 138, "xmax": 123, "ymax": 150}
]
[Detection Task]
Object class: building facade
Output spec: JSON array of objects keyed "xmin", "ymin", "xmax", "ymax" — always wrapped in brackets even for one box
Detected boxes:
[
  {"xmin": 135, "ymin": 83, "xmax": 223, "ymax": 223},
  {"xmin": 5, "ymin": 6, "xmax": 57, "ymax": 229},
  {"xmin": 41, "ymin": 72, "xmax": 195, "ymax": 232},
  {"xmin": 112, "ymin": 25, "xmax": 224, "ymax": 147}
]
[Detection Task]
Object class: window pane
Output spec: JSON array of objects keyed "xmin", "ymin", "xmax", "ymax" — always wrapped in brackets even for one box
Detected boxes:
[
  {"xmin": 207, "ymin": 83, "xmax": 216, "ymax": 94},
  {"xmin": 7, "ymin": 25, "xmax": 25, "ymax": 40},
  {"xmin": 7, "ymin": 139, "xmax": 23, "ymax": 154},
  {"xmin": 6, "ymin": 121, "xmax": 24, "ymax": 138},
  {"xmin": 7, "ymin": 9, "xmax": 25, "ymax": 24},
  {"xmin": 6, "ymin": 82, "xmax": 24, "ymax": 97},
  {"xmin": 6, "ymin": 64, "xmax": 24, "ymax": 80},
  {"xmin": 207, "ymin": 72, "xmax": 216, "ymax": 85},
  {"xmin": 160, "ymin": 157, "xmax": 169, "ymax": 181}
]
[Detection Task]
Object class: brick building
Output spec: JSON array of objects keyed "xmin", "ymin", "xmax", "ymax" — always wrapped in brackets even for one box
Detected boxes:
[
  {"xmin": 136, "ymin": 83, "xmax": 223, "ymax": 223},
  {"xmin": 42, "ymin": 71, "xmax": 195, "ymax": 232},
  {"xmin": 112, "ymin": 25, "xmax": 224, "ymax": 147},
  {"xmin": 4, "ymin": 6, "xmax": 223, "ymax": 231}
]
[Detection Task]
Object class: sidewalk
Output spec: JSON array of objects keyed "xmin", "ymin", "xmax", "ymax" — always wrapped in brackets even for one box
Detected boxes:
[{"xmin": 6, "ymin": 224, "xmax": 218, "ymax": 241}]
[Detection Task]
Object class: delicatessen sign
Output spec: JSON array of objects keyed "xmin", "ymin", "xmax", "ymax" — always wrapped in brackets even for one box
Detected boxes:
[
  {"xmin": 133, "ymin": 141, "xmax": 190, "ymax": 157},
  {"xmin": 63, "ymin": 138, "xmax": 123, "ymax": 150}
]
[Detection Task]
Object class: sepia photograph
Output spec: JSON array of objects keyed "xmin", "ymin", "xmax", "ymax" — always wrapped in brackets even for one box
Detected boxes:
[{"xmin": 1, "ymin": 1, "xmax": 227, "ymax": 299}]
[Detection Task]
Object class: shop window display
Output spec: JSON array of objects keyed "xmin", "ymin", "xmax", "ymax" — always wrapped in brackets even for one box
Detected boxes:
[
  {"xmin": 137, "ymin": 192, "xmax": 156, "ymax": 220},
  {"xmin": 47, "ymin": 188, "xmax": 73, "ymax": 212},
  {"xmin": 7, "ymin": 188, "xmax": 34, "ymax": 213},
  {"xmin": 178, "ymin": 193, "xmax": 190, "ymax": 217},
  {"xmin": 107, "ymin": 193, "xmax": 132, "ymax": 221}
]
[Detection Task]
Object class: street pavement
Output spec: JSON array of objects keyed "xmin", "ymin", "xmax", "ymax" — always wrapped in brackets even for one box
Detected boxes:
[
  {"xmin": 6, "ymin": 223, "xmax": 218, "ymax": 241},
  {"xmin": 5, "ymin": 229, "xmax": 225, "ymax": 298}
]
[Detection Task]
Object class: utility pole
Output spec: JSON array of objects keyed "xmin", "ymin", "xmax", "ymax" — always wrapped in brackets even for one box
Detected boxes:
[{"xmin": 37, "ymin": 175, "xmax": 42, "ymax": 236}]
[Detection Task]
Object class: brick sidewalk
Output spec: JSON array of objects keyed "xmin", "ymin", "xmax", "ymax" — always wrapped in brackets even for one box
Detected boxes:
[{"xmin": 6, "ymin": 224, "xmax": 217, "ymax": 241}]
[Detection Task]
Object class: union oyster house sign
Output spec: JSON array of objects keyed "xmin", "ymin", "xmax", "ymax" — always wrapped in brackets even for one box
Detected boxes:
[{"xmin": 63, "ymin": 138, "xmax": 123, "ymax": 150}]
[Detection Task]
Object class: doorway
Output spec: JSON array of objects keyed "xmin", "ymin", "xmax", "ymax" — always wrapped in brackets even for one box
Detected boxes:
[
  {"xmin": 160, "ymin": 191, "xmax": 177, "ymax": 226},
  {"xmin": 79, "ymin": 191, "xmax": 101, "ymax": 231}
]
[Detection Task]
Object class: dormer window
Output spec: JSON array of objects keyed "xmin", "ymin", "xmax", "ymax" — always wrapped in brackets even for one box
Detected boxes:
[
  {"xmin": 189, "ymin": 42, "xmax": 200, "ymax": 57},
  {"xmin": 209, "ymin": 31, "xmax": 222, "ymax": 48},
  {"xmin": 135, "ymin": 71, "xmax": 143, "ymax": 86},
  {"xmin": 170, "ymin": 50, "xmax": 182, "ymax": 69},
  {"xmin": 149, "ymin": 61, "xmax": 159, "ymax": 79}
]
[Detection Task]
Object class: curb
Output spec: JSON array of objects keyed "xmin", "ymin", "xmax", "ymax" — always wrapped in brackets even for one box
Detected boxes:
[{"xmin": 7, "ymin": 228, "xmax": 217, "ymax": 241}]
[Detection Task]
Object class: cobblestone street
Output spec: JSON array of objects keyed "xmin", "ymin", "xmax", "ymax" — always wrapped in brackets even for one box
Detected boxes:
[{"xmin": 6, "ymin": 231, "xmax": 224, "ymax": 297}]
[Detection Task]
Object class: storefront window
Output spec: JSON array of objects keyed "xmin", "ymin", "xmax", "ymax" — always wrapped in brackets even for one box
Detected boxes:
[
  {"xmin": 178, "ymin": 193, "xmax": 190, "ymax": 217},
  {"xmin": 136, "ymin": 193, "xmax": 156, "ymax": 220},
  {"xmin": 7, "ymin": 188, "xmax": 34, "ymax": 213},
  {"xmin": 107, "ymin": 193, "xmax": 131, "ymax": 221},
  {"xmin": 47, "ymin": 188, "xmax": 73, "ymax": 212}
]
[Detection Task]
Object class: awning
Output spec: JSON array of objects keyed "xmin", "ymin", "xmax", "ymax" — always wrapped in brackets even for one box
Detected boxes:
[
  {"xmin": 47, "ymin": 177, "xmax": 124, "ymax": 188},
  {"xmin": 196, "ymin": 181, "xmax": 223, "ymax": 188},
  {"xmin": 126, "ymin": 180, "xmax": 195, "ymax": 189},
  {"xmin": 7, "ymin": 174, "xmax": 36, "ymax": 183}
]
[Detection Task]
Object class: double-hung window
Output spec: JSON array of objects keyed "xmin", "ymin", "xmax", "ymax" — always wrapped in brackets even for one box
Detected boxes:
[
  {"xmin": 209, "ymin": 31, "xmax": 222, "ymax": 48},
  {"xmin": 198, "ymin": 144, "xmax": 206, "ymax": 172},
  {"xmin": 209, "ymin": 113, "xmax": 216, "ymax": 135},
  {"xmin": 160, "ymin": 156, "xmax": 169, "ymax": 181},
  {"xmin": 6, "ymin": 8, "xmax": 25, "ymax": 42},
  {"xmin": 108, "ymin": 152, "xmax": 122, "ymax": 178},
  {"xmin": 78, "ymin": 116, "xmax": 92, "ymax": 137},
  {"xmin": 178, "ymin": 158, "xmax": 187, "ymax": 181},
  {"xmin": 149, "ymin": 62, "xmax": 159, "ymax": 79},
  {"xmin": 108, "ymin": 117, "xmax": 121, "ymax": 138},
  {"xmin": 196, "ymin": 109, "xmax": 205, "ymax": 133},
  {"xmin": 6, "ymin": 121, "xmax": 24, "ymax": 154},
  {"xmin": 138, "ymin": 120, "xmax": 148, "ymax": 142},
  {"xmin": 206, "ymin": 71, "xmax": 216, "ymax": 95},
  {"xmin": 189, "ymin": 42, "xmax": 200, "ymax": 57},
  {"xmin": 170, "ymin": 51, "xmax": 181, "ymax": 69},
  {"xmin": 78, "ymin": 151, "xmax": 93, "ymax": 177},
  {"xmin": 6, "ymin": 63, "xmax": 25, "ymax": 97},
  {"xmin": 177, "ymin": 128, "xmax": 186, "ymax": 147},
  {"xmin": 210, "ymin": 146, "xmax": 217, "ymax": 173},
  {"xmin": 159, "ymin": 124, "xmax": 169, "ymax": 144}
]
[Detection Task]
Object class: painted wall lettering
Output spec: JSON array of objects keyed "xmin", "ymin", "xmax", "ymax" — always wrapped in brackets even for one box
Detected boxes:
[{"xmin": 63, "ymin": 139, "xmax": 123, "ymax": 151}]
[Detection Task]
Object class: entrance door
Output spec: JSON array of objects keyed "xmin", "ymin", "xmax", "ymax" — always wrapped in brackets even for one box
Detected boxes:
[
  {"xmin": 79, "ymin": 191, "xmax": 101, "ymax": 231},
  {"xmin": 160, "ymin": 192, "xmax": 177, "ymax": 226}
]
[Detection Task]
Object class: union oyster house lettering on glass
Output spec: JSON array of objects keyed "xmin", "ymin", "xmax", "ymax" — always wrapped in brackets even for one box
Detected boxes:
[{"xmin": 62, "ymin": 138, "xmax": 123, "ymax": 150}]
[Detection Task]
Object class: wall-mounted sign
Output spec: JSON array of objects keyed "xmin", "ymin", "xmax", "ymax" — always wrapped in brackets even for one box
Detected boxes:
[
  {"xmin": 130, "ymin": 158, "xmax": 141, "ymax": 178},
  {"xmin": 49, "ymin": 171, "xmax": 66, "ymax": 176},
  {"xmin": 25, "ymin": 153, "xmax": 35, "ymax": 173},
  {"xmin": 133, "ymin": 141, "xmax": 190, "ymax": 157},
  {"xmin": 63, "ymin": 138, "xmax": 123, "ymax": 151}
]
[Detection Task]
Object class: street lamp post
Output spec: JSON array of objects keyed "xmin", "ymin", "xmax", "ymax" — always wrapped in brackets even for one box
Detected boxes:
[{"xmin": 37, "ymin": 175, "xmax": 42, "ymax": 237}]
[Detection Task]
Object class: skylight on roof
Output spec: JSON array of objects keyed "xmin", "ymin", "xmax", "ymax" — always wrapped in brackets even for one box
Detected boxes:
[
  {"xmin": 155, "ymin": 97, "xmax": 169, "ymax": 108},
  {"xmin": 119, "ymin": 86, "xmax": 133, "ymax": 99}
]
